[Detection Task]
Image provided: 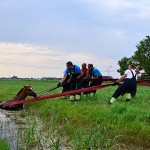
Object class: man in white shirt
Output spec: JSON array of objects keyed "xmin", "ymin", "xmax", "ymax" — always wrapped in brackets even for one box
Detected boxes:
[{"xmin": 109, "ymin": 64, "xmax": 137, "ymax": 104}]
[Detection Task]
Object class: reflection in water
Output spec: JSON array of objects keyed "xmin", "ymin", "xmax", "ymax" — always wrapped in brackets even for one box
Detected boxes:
[{"xmin": 0, "ymin": 109, "xmax": 18, "ymax": 150}]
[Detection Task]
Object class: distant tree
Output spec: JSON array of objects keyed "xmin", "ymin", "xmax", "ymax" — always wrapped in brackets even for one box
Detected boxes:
[
  {"xmin": 133, "ymin": 36, "xmax": 150, "ymax": 74},
  {"xmin": 11, "ymin": 76, "xmax": 18, "ymax": 79},
  {"xmin": 117, "ymin": 57, "xmax": 133, "ymax": 75}
]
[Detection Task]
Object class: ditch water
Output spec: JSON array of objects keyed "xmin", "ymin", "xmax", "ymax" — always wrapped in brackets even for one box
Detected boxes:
[
  {"xmin": 0, "ymin": 109, "xmax": 68, "ymax": 150},
  {"xmin": 0, "ymin": 109, "xmax": 19, "ymax": 150}
]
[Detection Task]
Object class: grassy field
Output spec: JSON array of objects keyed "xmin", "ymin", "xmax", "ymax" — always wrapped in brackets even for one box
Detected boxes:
[
  {"xmin": 0, "ymin": 139, "xmax": 10, "ymax": 150},
  {"xmin": 0, "ymin": 79, "xmax": 150, "ymax": 150}
]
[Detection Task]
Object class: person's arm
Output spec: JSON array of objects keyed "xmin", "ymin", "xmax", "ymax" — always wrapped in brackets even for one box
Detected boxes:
[
  {"xmin": 91, "ymin": 69, "xmax": 100, "ymax": 80},
  {"xmin": 60, "ymin": 74, "xmax": 67, "ymax": 83},
  {"xmin": 91, "ymin": 75, "xmax": 99, "ymax": 80},
  {"xmin": 81, "ymin": 69, "xmax": 88, "ymax": 79},
  {"xmin": 116, "ymin": 74, "xmax": 127, "ymax": 83},
  {"xmin": 77, "ymin": 72, "xmax": 83, "ymax": 79},
  {"xmin": 67, "ymin": 75, "xmax": 72, "ymax": 82},
  {"xmin": 84, "ymin": 69, "xmax": 90, "ymax": 80},
  {"xmin": 75, "ymin": 66, "xmax": 82, "ymax": 79}
]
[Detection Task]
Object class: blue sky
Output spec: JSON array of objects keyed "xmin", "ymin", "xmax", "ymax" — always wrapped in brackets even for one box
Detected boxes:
[{"xmin": 0, "ymin": 0, "xmax": 150, "ymax": 78}]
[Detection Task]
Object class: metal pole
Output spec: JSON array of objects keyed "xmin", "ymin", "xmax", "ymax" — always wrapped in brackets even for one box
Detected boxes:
[{"xmin": 108, "ymin": 66, "xmax": 112, "ymax": 76}]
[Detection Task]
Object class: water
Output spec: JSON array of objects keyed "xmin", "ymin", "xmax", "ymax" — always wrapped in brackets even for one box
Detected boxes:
[
  {"xmin": 0, "ymin": 109, "xmax": 68, "ymax": 150},
  {"xmin": 0, "ymin": 109, "xmax": 18, "ymax": 150}
]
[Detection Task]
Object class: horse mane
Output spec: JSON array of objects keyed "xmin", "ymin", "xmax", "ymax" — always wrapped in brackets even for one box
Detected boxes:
[
  {"xmin": 16, "ymin": 88, "xmax": 24, "ymax": 96},
  {"xmin": 16, "ymin": 85, "xmax": 31, "ymax": 96}
]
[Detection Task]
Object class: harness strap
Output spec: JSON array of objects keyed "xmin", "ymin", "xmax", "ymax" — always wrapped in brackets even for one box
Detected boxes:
[{"xmin": 130, "ymin": 69, "xmax": 136, "ymax": 78}]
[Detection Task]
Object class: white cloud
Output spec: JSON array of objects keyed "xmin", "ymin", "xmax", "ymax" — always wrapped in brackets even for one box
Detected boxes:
[
  {"xmin": 1, "ymin": 0, "xmax": 149, "ymax": 79},
  {"xmin": 0, "ymin": 42, "xmax": 120, "ymax": 78}
]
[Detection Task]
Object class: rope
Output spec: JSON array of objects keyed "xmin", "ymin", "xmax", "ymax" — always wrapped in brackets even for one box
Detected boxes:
[
  {"xmin": 2, "ymin": 79, "xmax": 149, "ymax": 108},
  {"xmin": 137, "ymin": 80, "xmax": 150, "ymax": 86},
  {"xmin": 37, "ymin": 86, "xmax": 59, "ymax": 97},
  {"xmin": 2, "ymin": 83, "xmax": 112, "ymax": 108}
]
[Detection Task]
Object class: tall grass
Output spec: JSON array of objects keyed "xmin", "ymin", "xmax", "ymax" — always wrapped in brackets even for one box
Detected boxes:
[{"xmin": 0, "ymin": 79, "xmax": 150, "ymax": 149}]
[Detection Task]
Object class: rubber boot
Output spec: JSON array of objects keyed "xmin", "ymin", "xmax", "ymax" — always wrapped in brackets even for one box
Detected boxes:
[
  {"xmin": 75, "ymin": 94, "xmax": 80, "ymax": 100},
  {"xmin": 109, "ymin": 97, "xmax": 116, "ymax": 104},
  {"xmin": 90, "ymin": 93, "xmax": 95, "ymax": 97},
  {"xmin": 126, "ymin": 93, "xmax": 131, "ymax": 102},
  {"xmin": 69, "ymin": 95, "xmax": 75, "ymax": 101}
]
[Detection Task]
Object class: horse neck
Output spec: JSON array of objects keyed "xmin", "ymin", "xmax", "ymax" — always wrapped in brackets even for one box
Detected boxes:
[{"xmin": 14, "ymin": 90, "xmax": 28, "ymax": 101}]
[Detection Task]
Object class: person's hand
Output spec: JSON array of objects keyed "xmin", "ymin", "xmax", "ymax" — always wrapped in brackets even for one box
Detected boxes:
[
  {"xmin": 112, "ymin": 81, "xmax": 120, "ymax": 86},
  {"xmin": 57, "ymin": 82, "xmax": 62, "ymax": 87}
]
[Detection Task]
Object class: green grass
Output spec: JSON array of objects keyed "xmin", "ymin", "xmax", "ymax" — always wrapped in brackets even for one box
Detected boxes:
[
  {"xmin": 0, "ymin": 139, "xmax": 10, "ymax": 150},
  {"xmin": 0, "ymin": 79, "xmax": 150, "ymax": 149}
]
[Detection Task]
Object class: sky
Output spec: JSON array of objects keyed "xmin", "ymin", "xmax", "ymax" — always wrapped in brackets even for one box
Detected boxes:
[{"xmin": 0, "ymin": 0, "xmax": 150, "ymax": 78}]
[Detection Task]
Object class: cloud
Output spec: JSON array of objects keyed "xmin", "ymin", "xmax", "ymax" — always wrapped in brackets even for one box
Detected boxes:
[
  {"xmin": 0, "ymin": 0, "xmax": 149, "ymax": 78},
  {"xmin": 85, "ymin": 0, "xmax": 150, "ymax": 20},
  {"xmin": 0, "ymin": 42, "xmax": 119, "ymax": 78}
]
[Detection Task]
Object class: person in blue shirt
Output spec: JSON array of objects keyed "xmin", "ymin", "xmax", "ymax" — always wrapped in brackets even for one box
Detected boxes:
[
  {"xmin": 59, "ymin": 61, "xmax": 82, "ymax": 100},
  {"xmin": 87, "ymin": 64, "xmax": 103, "ymax": 96}
]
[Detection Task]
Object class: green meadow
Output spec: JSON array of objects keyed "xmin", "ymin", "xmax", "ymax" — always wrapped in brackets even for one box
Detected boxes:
[
  {"xmin": 0, "ymin": 139, "xmax": 10, "ymax": 150},
  {"xmin": 0, "ymin": 79, "xmax": 150, "ymax": 150}
]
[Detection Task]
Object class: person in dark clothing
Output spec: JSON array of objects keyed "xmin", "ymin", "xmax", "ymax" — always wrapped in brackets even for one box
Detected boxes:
[
  {"xmin": 87, "ymin": 64, "xmax": 103, "ymax": 96},
  {"xmin": 61, "ymin": 74, "xmax": 70, "ymax": 93},
  {"xmin": 109, "ymin": 64, "xmax": 137, "ymax": 104},
  {"xmin": 59, "ymin": 61, "xmax": 82, "ymax": 100},
  {"xmin": 119, "ymin": 65, "xmax": 143, "ymax": 98}
]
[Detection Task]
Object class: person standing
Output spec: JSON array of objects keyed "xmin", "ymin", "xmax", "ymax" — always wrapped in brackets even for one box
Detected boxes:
[
  {"xmin": 109, "ymin": 64, "xmax": 137, "ymax": 104},
  {"xmin": 87, "ymin": 64, "xmax": 103, "ymax": 96}
]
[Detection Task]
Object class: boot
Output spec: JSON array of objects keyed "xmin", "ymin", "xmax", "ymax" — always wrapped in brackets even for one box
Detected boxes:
[
  {"xmin": 109, "ymin": 97, "xmax": 116, "ymax": 104},
  {"xmin": 69, "ymin": 95, "xmax": 75, "ymax": 101},
  {"xmin": 75, "ymin": 94, "xmax": 80, "ymax": 100},
  {"xmin": 126, "ymin": 93, "xmax": 131, "ymax": 102}
]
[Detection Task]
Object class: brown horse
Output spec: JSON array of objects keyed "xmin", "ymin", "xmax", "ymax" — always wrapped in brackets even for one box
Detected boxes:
[{"xmin": 0, "ymin": 85, "xmax": 37, "ymax": 110}]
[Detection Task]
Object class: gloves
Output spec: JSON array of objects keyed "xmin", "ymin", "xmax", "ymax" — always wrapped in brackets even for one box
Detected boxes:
[{"xmin": 57, "ymin": 82, "xmax": 62, "ymax": 87}]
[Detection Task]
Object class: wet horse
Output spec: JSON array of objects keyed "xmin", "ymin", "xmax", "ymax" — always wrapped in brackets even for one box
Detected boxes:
[{"xmin": 0, "ymin": 85, "xmax": 37, "ymax": 110}]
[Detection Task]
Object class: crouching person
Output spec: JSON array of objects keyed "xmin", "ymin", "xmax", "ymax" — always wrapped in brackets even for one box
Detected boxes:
[
  {"xmin": 59, "ymin": 61, "xmax": 82, "ymax": 101},
  {"xmin": 80, "ymin": 63, "xmax": 89, "ymax": 96},
  {"xmin": 109, "ymin": 64, "xmax": 137, "ymax": 104},
  {"xmin": 87, "ymin": 64, "xmax": 103, "ymax": 96}
]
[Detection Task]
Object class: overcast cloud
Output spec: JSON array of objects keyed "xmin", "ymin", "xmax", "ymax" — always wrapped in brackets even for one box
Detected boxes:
[{"xmin": 0, "ymin": 0, "xmax": 150, "ymax": 78}]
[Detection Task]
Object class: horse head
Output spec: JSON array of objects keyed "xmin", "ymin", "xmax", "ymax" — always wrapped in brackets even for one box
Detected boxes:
[
  {"xmin": 0, "ymin": 85, "xmax": 37, "ymax": 110},
  {"xmin": 23, "ymin": 85, "xmax": 37, "ymax": 98},
  {"xmin": 16, "ymin": 85, "xmax": 37, "ymax": 99}
]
